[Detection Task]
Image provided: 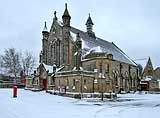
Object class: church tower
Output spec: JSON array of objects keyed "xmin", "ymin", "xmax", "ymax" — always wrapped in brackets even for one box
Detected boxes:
[
  {"xmin": 85, "ymin": 14, "xmax": 95, "ymax": 38},
  {"xmin": 62, "ymin": 3, "xmax": 72, "ymax": 68},
  {"xmin": 42, "ymin": 21, "xmax": 49, "ymax": 64}
]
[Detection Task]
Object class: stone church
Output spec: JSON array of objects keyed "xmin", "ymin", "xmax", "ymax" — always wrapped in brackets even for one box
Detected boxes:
[
  {"xmin": 140, "ymin": 57, "xmax": 160, "ymax": 91},
  {"xmin": 34, "ymin": 4, "xmax": 139, "ymax": 93}
]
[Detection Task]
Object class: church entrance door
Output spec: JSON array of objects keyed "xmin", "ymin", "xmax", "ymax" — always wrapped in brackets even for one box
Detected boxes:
[{"xmin": 43, "ymin": 79, "xmax": 47, "ymax": 90}]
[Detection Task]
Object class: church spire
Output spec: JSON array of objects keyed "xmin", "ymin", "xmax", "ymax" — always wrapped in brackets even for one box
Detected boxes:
[
  {"xmin": 43, "ymin": 21, "xmax": 48, "ymax": 32},
  {"xmin": 42, "ymin": 22, "xmax": 49, "ymax": 64},
  {"xmin": 62, "ymin": 3, "xmax": 71, "ymax": 18},
  {"xmin": 62, "ymin": 3, "xmax": 72, "ymax": 68},
  {"xmin": 85, "ymin": 13, "xmax": 95, "ymax": 38},
  {"xmin": 42, "ymin": 21, "xmax": 49, "ymax": 39},
  {"xmin": 62, "ymin": 3, "xmax": 71, "ymax": 26},
  {"xmin": 85, "ymin": 13, "xmax": 94, "ymax": 26}
]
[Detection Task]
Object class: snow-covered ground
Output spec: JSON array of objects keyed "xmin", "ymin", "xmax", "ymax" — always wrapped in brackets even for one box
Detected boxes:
[{"xmin": 0, "ymin": 89, "xmax": 160, "ymax": 118}]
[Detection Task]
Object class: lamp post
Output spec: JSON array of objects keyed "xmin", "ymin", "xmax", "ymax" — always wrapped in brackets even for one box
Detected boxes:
[
  {"xmin": 99, "ymin": 60, "xmax": 104, "ymax": 101},
  {"xmin": 80, "ymin": 71, "xmax": 83, "ymax": 99},
  {"xmin": 101, "ymin": 78, "xmax": 104, "ymax": 101},
  {"xmin": 93, "ymin": 69, "xmax": 98, "ymax": 93}
]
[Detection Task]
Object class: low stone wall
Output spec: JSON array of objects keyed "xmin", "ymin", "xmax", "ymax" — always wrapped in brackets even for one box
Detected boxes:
[
  {"xmin": 0, "ymin": 83, "xmax": 25, "ymax": 88},
  {"xmin": 46, "ymin": 90, "xmax": 117, "ymax": 99}
]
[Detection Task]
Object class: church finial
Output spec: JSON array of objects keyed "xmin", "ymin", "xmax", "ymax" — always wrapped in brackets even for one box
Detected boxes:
[
  {"xmin": 43, "ymin": 21, "xmax": 48, "ymax": 32},
  {"xmin": 85, "ymin": 13, "xmax": 94, "ymax": 25},
  {"xmin": 42, "ymin": 21, "xmax": 49, "ymax": 39},
  {"xmin": 62, "ymin": 3, "xmax": 71, "ymax": 26},
  {"xmin": 54, "ymin": 11, "xmax": 57, "ymax": 20},
  {"xmin": 62, "ymin": 3, "xmax": 71, "ymax": 18}
]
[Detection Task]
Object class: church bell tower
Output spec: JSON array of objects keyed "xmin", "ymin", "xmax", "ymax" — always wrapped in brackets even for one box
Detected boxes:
[{"xmin": 62, "ymin": 3, "xmax": 72, "ymax": 68}]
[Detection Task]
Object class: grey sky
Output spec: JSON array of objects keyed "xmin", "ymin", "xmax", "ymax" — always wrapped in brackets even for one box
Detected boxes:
[{"xmin": 0, "ymin": 0, "xmax": 160, "ymax": 68}]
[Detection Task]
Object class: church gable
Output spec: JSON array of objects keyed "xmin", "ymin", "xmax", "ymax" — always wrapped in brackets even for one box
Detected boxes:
[{"xmin": 143, "ymin": 57, "xmax": 154, "ymax": 78}]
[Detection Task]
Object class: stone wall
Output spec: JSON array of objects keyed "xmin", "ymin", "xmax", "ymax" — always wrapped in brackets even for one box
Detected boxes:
[
  {"xmin": 82, "ymin": 57, "xmax": 138, "ymax": 93},
  {"xmin": 54, "ymin": 71, "xmax": 95, "ymax": 93}
]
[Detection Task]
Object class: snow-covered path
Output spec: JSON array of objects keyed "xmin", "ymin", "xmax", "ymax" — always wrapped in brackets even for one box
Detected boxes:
[{"xmin": 0, "ymin": 89, "xmax": 160, "ymax": 118}]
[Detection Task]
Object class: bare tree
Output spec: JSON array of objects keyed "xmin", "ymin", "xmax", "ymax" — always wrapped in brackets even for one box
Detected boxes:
[
  {"xmin": 22, "ymin": 51, "xmax": 36, "ymax": 75},
  {"xmin": 0, "ymin": 56, "xmax": 3, "ymax": 74},
  {"xmin": 1, "ymin": 48, "xmax": 22, "ymax": 79}
]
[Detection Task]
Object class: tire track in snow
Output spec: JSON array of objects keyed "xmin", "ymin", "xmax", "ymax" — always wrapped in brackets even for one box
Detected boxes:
[{"xmin": 93, "ymin": 106, "xmax": 109, "ymax": 118}]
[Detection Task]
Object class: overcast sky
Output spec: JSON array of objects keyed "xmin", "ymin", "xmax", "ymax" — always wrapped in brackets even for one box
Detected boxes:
[{"xmin": 0, "ymin": 0, "xmax": 159, "ymax": 68}]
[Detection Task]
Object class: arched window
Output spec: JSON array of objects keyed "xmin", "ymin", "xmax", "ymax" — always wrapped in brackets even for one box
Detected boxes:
[
  {"xmin": 55, "ymin": 39, "xmax": 61, "ymax": 66},
  {"xmin": 53, "ymin": 45, "xmax": 56, "ymax": 60},
  {"xmin": 51, "ymin": 45, "xmax": 53, "ymax": 57}
]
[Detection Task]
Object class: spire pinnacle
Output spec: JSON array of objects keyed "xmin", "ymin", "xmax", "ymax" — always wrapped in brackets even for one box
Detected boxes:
[
  {"xmin": 62, "ymin": 3, "xmax": 71, "ymax": 18},
  {"xmin": 85, "ymin": 13, "xmax": 94, "ymax": 25},
  {"xmin": 85, "ymin": 13, "xmax": 95, "ymax": 38},
  {"xmin": 54, "ymin": 11, "xmax": 57, "ymax": 20},
  {"xmin": 43, "ymin": 21, "xmax": 48, "ymax": 32}
]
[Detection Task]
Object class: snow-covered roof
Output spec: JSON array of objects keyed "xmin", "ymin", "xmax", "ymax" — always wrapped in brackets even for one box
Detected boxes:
[
  {"xmin": 144, "ymin": 76, "xmax": 152, "ymax": 81},
  {"xmin": 42, "ymin": 63, "xmax": 64, "ymax": 73},
  {"xmin": 89, "ymin": 46, "xmax": 103, "ymax": 53},
  {"xmin": 69, "ymin": 26, "xmax": 137, "ymax": 66},
  {"xmin": 72, "ymin": 66, "xmax": 83, "ymax": 71},
  {"xmin": 43, "ymin": 63, "xmax": 53, "ymax": 73},
  {"xmin": 145, "ymin": 77, "xmax": 152, "ymax": 81}
]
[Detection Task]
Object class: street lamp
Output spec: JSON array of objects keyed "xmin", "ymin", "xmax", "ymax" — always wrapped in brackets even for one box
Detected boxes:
[
  {"xmin": 99, "ymin": 60, "xmax": 104, "ymax": 101},
  {"xmin": 80, "ymin": 71, "xmax": 83, "ymax": 99}
]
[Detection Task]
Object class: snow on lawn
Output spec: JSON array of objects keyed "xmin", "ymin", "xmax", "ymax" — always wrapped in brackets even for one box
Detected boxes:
[{"xmin": 0, "ymin": 89, "xmax": 160, "ymax": 118}]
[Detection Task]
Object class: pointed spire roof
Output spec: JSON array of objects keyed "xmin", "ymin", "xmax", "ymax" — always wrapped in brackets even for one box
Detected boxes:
[
  {"xmin": 85, "ymin": 13, "xmax": 94, "ymax": 25},
  {"xmin": 43, "ymin": 21, "xmax": 48, "ymax": 32},
  {"xmin": 143, "ymin": 57, "xmax": 154, "ymax": 77},
  {"xmin": 146, "ymin": 57, "xmax": 153, "ymax": 69},
  {"xmin": 62, "ymin": 3, "xmax": 71, "ymax": 18}
]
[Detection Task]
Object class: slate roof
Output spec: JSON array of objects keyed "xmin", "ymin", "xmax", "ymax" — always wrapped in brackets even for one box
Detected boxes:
[{"xmin": 70, "ymin": 27, "xmax": 137, "ymax": 66}]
